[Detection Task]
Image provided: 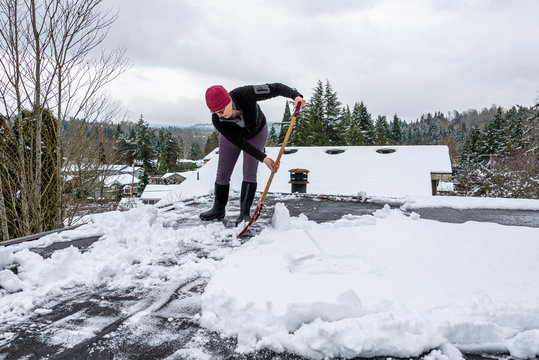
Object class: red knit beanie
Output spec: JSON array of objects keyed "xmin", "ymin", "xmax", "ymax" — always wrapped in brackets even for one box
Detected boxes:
[{"xmin": 205, "ymin": 85, "xmax": 231, "ymax": 112}]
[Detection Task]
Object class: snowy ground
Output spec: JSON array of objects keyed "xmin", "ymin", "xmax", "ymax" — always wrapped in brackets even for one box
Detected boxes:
[{"xmin": 1, "ymin": 194, "xmax": 539, "ymax": 359}]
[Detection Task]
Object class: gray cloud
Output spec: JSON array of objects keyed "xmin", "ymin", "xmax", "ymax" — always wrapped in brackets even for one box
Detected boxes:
[{"xmin": 103, "ymin": 0, "xmax": 539, "ymax": 126}]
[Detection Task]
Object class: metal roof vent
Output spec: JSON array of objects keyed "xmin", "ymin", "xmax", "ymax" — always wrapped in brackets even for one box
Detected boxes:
[
  {"xmin": 376, "ymin": 148, "xmax": 396, "ymax": 154},
  {"xmin": 283, "ymin": 148, "xmax": 298, "ymax": 155},
  {"xmin": 325, "ymin": 149, "xmax": 345, "ymax": 155}
]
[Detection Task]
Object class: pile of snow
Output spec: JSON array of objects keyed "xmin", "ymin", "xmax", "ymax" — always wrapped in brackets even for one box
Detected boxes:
[
  {"xmin": 0, "ymin": 205, "xmax": 236, "ymax": 329},
  {"xmin": 401, "ymin": 195, "xmax": 539, "ymax": 211},
  {"xmin": 140, "ymin": 184, "xmax": 184, "ymax": 203},
  {"xmin": 200, "ymin": 204, "xmax": 539, "ymax": 359}
]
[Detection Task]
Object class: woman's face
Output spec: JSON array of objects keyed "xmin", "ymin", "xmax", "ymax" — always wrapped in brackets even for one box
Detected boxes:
[{"xmin": 215, "ymin": 101, "xmax": 233, "ymax": 119}]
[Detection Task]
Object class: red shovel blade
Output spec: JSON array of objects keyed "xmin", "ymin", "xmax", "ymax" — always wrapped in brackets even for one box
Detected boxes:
[{"xmin": 237, "ymin": 201, "xmax": 264, "ymax": 238}]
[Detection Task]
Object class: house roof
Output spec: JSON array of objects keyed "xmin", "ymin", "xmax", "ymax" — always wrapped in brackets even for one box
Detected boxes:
[
  {"xmin": 159, "ymin": 145, "xmax": 452, "ymax": 203},
  {"xmin": 141, "ymin": 184, "xmax": 184, "ymax": 201},
  {"xmin": 162, "ymin": 172, "xmax": 186, "ymax": 179},
  {"xmin": 103, "ymin": 174, "xmax": 140, "ymax": 187}
]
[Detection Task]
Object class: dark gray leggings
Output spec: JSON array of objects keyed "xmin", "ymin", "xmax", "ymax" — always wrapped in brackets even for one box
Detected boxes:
[{"xmin": 216, "ymin": 124, "xmax": 268, "ymax": 185}]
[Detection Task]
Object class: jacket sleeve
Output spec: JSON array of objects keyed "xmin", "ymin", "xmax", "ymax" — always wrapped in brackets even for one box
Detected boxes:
[
  {"xmin": 212, "ymin": 115, "xmax": 267, "ymax": 162},
  {"xmin": 235, "ymin": 83, "xmax": 303, "ymax": 103}
]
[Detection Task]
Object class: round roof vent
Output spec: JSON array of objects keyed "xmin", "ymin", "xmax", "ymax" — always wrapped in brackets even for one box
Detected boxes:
[
  {"xmin": 283, "ymin": 148, "xmax": 298, "ymax": 155},
  {"xmin": 376, "ymin": 148, "xmax": 396, "ymax": 154},
  {"xmin": 325, "ymin": 149, "xmax": 345, "ymax": 155}
]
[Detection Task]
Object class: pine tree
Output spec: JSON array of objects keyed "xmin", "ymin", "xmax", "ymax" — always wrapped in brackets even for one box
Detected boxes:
[
  {"xmin": 135, "ymin": 115, "xmax": 156, "ymax": 187},
  {"xmin": 292, "ymin": 81, "xmax": 322, "ymax": 146},
  {"xmin": 461, "ymin": 127, "xmax": 482, "ymax": 163},
  {"xmin": 278, "ymin": 101, "xmax": 292, "ymax": 145},
  {"xmin": 166, "ymin": 137, "xmax": 181, "ymax": 172},
  {"xmin": 114, "ymin": 125, "xmax": 137, "ymax": 165},
  {"xmin": 357, "ymin": 101, "xmax": 375, "ymax": 145},
  {"xmin": 305, "ymin": 80, "xmax": 326, "ymax": 145},
  {"xmin": 375, "ymin": 115, "xmax": 391, "ymax": 145},
  {"xmin": 323, "ymin": 80, "xmax": 343, "ymax": 145},
  {"xmin": 158, "ymin": 131, "xmax": 181, "ymax": 174},
  {"xmin": 505, "ymin": 106, "xmax": 524, "ymax": 154},
  {"xmin": 391, "ymin": 114, "xmax": 402, "ymax": 144},
  {"xmin": 98, "ymin": 142, "xmax": 106, "ymax": 164},
  {"xmin": 347, "ymin": 102, "xmax": 365, "ymax": 145},
  {"xmin": 204, "ymin": 130, "xmax": 219, "ymax": 156},
  {"xmin": 340, "ymin": 106, "xmax": 352, "ymax": 145},
  {"xmin": 268, "ymin": 125, "xmax": 278, "ymax": 146},
  {"xmin": 189, "ymin": 142, "xmax": 202, "ymax": 160},
  {"xmin": 480, "ymin": 107, "xmax": 508, "ymax": 157},
  {"xmin": 156, "ymin": 129, "xmax": 166, "ymax": 164}
]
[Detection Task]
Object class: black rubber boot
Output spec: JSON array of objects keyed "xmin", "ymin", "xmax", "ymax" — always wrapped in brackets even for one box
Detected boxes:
[
  {"xmin": 200, "ymin": 183, "xmax": 229, "ymax": 221},
  {"xmin": 235, "ymin": 181, "xmax": 257, "ymax": 226}
]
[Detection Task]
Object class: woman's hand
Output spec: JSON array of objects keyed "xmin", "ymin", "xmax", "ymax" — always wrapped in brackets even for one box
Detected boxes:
[
  {"xmin": 294, "ymin": 96, "xmax": 306, "ymax": 109},
  {"xmin": 263, "ymin": 157, "xmax": 279, "ymax": 172}
]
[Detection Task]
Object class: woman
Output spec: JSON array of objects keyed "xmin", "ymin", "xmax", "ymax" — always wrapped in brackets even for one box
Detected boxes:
[{"xmin": 201, "ymin": 83, "xmax": 305, "ymax": 226}]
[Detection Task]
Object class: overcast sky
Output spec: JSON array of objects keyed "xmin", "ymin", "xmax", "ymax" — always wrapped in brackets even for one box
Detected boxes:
[{"xmin": 102, "ymin": 0, "xmax": 539, "ymax": 127}]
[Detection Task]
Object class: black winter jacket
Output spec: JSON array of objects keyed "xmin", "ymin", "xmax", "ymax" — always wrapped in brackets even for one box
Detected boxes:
[{"xmin": 211, "ymin": 83, "xmax": 302, "ymax": 162}]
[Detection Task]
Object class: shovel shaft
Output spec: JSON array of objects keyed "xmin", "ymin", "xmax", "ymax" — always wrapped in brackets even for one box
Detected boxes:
[
  {"xmin": 238, "ymin": 102, "xmax": 302, "ymax": 237},
  {"xmin": 259, "ymin": 103, "xmax": 301, "ymax": 205}
]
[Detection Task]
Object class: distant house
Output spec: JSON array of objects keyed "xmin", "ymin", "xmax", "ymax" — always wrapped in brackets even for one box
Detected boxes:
[
  {"xmin": 140, "ymin": 185, "xmax": 184, "ymax": 205},
  {"xmin": 103, "ymin": 173, "xmax": 141, "ymax": 197}
]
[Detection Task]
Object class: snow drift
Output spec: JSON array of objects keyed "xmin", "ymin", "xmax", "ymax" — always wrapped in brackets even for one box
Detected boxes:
[{"xmin": 200, "ymin": 204, "xmax": 539, "ymax": 359}]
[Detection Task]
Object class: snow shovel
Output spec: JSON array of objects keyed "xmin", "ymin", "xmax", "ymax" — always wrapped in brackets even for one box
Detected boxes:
[{"xmin": 237, "ymin": 102, "xmax": 302, "ymax": 237}]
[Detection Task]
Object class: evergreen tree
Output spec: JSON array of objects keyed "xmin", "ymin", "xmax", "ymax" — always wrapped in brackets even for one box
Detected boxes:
[
  {"xmin": 0, "ymin": 109, "xmax": 60, "ymax": 238},
  {"xmin": 391, "ymin": 114, "xmax": 402, "ymax": 144},
  {"xmin": 204, "ymin": 130, "xmax": 219, "ymax": 156},
  {"xmin": 357, "ymin": 101, "xmax": 375, "ymax": 145},
  {"xmin": 375, "ymin": 115, "xmax": 391, "ymax": 145},
  {"xmin": 177, "ymin": 136, "xmax": 185, "ymax": 159},
  {"xmin": 461, "ymin": 127, "xmax": 482, "ymax": 163},
  {"xmin": 98, "ymin": 142, "xmax": 106, "ymax": 164},
  {"xmin": 292, "ymin": 81, "xmax": 324, "ymax": 146},
  {"xmin": 156, "ymin": 129, "xmax": 166, "ymax": 164},
  {"xmin": 113, "ymin": 124, "xmax": 136, "ymax": 165},
  {"xmin": 189, "ymin": 142, "xmax": 202, "ymax": 160},
  {"xmin": 135, "ymin": 115, "xmax": 156, "ymax": 187},
  {"xmin": 268, "ymin": 125, "xmax": 278, "ymax": 146},
  {"xmin": 158, "ymin": 131, "xmax": 181, "ymax": 174},
  {"xmin": 278, "ymin": 101, "xmax": 292, "ymax": 144},
  {"xmin": 340, "ymin": 106, "xmax": 352, "ymax": 145},
  {"xmin": 347, "ymin": 102, "xmax": 366, "ymax": 145},
  {"xmin": 323, "ymin": 80, "xmax": 344, "ymax": 145},
  {"xmin": 480, "ymin": 107, "xmax": 508, "ymax": 157},
  {"xmin": 505, "ymin": 106, "xmax": 524, "ymax": 154},
  {"xmin": 306, "ymin": 80, "xmax": 326, "ymax": 145}
]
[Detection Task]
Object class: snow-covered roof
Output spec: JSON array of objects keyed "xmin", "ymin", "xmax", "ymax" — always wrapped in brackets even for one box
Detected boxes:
[
  {"xmin": 140, "ymin": 184, "xmax": 184, "ymax": 201},
  {"xmin": 117, "ymin": 165, "xmax": 143, "ymax": 174},
  {"xmin": 178, "ymin": 159, "xmax": 205, "ymax": 167},
  {"xmin": 62, "ymin": 164, "xmax": 143, "ymax": 174},
  {"xmin": 161, "ymin": 145, "xmax": 452, "ymax": 202},
  {"xmin": 162, "ymin": 172, "xmax": 186, "ymax": 179},
  {"xmin": 103, "ymin": 174, "xmax": 140, "ymax": 187}
]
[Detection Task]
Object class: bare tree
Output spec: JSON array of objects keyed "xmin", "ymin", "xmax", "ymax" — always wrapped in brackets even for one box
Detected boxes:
[{"xmin": 0, "ymin": 0, "xmax": 129, "ymax": 240}]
